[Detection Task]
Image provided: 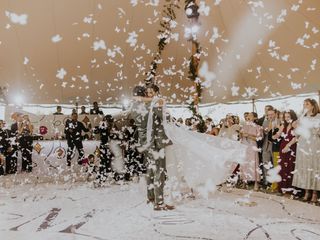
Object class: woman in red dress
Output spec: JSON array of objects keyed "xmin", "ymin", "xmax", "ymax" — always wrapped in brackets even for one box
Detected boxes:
[{"xmin": 273, "ymin": 110, "xmax": 298, "ymax": 195}]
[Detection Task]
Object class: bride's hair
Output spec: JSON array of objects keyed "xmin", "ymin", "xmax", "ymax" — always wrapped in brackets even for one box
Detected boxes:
[{"xmin": 132, "ymin": 86, "xmax": 146, "ymax": 97}]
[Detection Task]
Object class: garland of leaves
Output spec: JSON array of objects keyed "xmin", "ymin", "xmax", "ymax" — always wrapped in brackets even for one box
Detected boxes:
[
  {"xmin": 145, "ymin": 0, "xmax": 181, "ymax": 85},
  {"xmin": 146, "ymin": 0, "xmax": 206, "ymax": 132},
  {"xmin": 185, "ymin": 0, "xmax": 206, "ymax": 132}
]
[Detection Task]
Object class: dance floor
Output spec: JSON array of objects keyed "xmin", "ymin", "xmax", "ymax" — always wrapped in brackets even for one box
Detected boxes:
[{"xmin": 1, "ymin": 179, "xmax": 320, "ymax": 240}]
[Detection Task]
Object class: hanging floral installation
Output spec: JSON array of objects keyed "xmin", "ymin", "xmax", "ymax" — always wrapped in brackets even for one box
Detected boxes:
[
  {"xmin": 145, "ymin": 0, "xmax": 181, "ymax": 85},
  {"xmin": 145, "ymin": 0, "xmax": 205, "ymax": 131},
  {"xmin": 184, "ymin": 0, "xmax": 206, "ymax": 132}
]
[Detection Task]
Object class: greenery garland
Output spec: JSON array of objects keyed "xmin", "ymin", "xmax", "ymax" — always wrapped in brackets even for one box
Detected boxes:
[
  {"xmin": 184, "ymin": 0, "xmax": 206, "ymax": 132},
  {"xmin": 145, "ymin": 0, "xmax": 181, "ymax": 85},
  {"xmin": 146, "ymin": 0, "xmax": 206, "ymax": 132}
]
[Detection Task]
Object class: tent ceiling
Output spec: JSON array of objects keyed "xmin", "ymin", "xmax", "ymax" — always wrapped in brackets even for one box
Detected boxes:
[{"xmin": 0, "ymin": 0, "xmax": 319, "ymax": 105}]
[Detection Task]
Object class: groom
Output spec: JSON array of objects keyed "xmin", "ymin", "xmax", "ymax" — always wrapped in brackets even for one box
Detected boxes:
[
  {"xmin": 128, "ymin": 85, "xmax": 173, "ymax": 210},
  {"xmin": 145, "ymin": 84, "xmax": 174, "ymax": 210}
]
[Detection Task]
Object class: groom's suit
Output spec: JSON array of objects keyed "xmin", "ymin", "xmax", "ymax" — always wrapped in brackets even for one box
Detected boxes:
[
  {"xmin": 128, "ymin": 98, "xmax": 171, "ymax": 205},
  {"xmin": 146, "ymin": 99, "xmax": 172, "ymax": 205}
]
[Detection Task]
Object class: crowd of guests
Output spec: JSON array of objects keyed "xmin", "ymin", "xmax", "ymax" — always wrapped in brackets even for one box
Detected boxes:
[
  {"xmin": 0, "ymin": 98, "xmax": 319, "ymax": 205},
  {"xmin": 0, "ymin": 101, "xmax": 107, "ymax": 176},
  {"xmin": 0, "ymin": 103, "xmax": 145, "ymax": 187},
  {"xmin": 63, "ymin": 111, "xmax": 145, "ymax": 185},
  {"xmin": 177, "ymin": 98, "xmax": 319, "ymax": 205},
  {"xmin": 0, "ymin": 114, "xmax": 34, "ymax": 175}
]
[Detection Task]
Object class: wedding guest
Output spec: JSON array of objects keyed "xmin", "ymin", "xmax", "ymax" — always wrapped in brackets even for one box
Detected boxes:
[
  {"xmin": 240, "ymin": 112, "xmax": 262, "ymax": 190},
  {"xmin": 18, "ymin": 115, "xmax": 34, "ymax": 172},
  {"xmin": 233, "ymin": 115, "xmax": 240, "ymax": 125},
  {"xmin": 209, "ymin": 127, "xmax": 220, "ymax": 136},
  {"xmin": 278, "ymin": 111, "xmax": 285, "ymax": 126},
  {"xmin": 185, "ymin": 118, "xmax": 193, "ymax": 130},
  {"xmin": 94, "ymin": 115, "xmax": 114, "ymax": 183},
  {"xmin": 243, "ymin": 112, "xmax": 250, "ymax": 122},
  {"xmin": 90, "ymin": 101, "xmax": 104, "ymax": 115},
  {"xmin": 80, "ymin": 106, "xmax": 88, "ymax": 115},
  {"xmin": 53, "ymin": 106, "xmax": 63, "ymax": 115},
  {"xmin": 6, "ymin": 113, "xmax": 22, "ymax": 174},
  {"xmin": 64, "ymin": 112, "xmax": 90, "ymax": 166},
  {"xmin": 219, "ymin": 114, "xmax": 241, "ymax": 141},
  {"xmin": 272, "ymin": 110, "xmax": 298, "ymax": 195},
  {"xmin": 257, "ymin": 106, "xmax": 272, "ymax": 187},
  {"xmin": 177, "ymin": 118, "xmax": 184, "ymax": 125},
  {"xmin": 85, "ymin": 154, "xmax": 99, "ymax": 181},
  {"xmin": 269, "ymin": 110, "xmax": 282, "ymax": 191},
  {"xmin": 252, "ymin": 112, "xmax": 259, "ymax": 125},
  {"xmin": 0, "ymin": 154, "xmax": 4, "ymax": 175},
  {"xmin": 261, "ymin": 108, "xmax": 279, "ymax": 188},
  {"xmin": 292, "ymin": 98, "xmax": 320, "ymax": 204},
  {"xmin": 122, "ymin": 119, "xmax": 145, "ymax": 180},
  {"xmin": 0, "ymin": 120, "xmax": 9, "ymax": 175},
  {"xmin": 205, "ymin": 117, "xmax": 214, "ymax": 133},
  {"xmin": 257, "ymin": 105, "xmax": 273, "ymax": 126}
]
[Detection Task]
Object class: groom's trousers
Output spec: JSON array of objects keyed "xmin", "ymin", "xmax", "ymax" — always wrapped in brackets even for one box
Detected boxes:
[{"xmin": 145, "ymin": 149, "xmax": 166, "ymax": 205}]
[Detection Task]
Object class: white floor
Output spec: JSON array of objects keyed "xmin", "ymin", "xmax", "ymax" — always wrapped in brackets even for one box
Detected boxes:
[{"xmin": 0, "ymin": 180, "xmax": 320, "ymax": 240}]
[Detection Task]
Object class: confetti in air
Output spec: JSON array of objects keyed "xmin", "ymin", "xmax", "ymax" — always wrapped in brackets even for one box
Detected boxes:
[
  {"xmin": 5, "ymin": 11, "xmax": 28, "ymax": 25},
  {"xmin": 56, "ymin": 68, "xmax": 67, "ymax": 80},
  {"xmin": 51, "ymin": 34, "xmax": 63, "ymax": 43}
]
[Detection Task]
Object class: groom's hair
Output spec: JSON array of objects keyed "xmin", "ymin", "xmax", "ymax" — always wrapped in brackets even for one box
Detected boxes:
[
  {"xmin": 147, "ymin": 84, "xmax": 160, "ymax": 93},
  {"xmin": 132, "ymin": 86, "xmax": 146, "ymax": 97}
]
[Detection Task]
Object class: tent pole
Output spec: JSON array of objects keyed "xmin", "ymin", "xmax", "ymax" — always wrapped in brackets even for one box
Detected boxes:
[
  {"xmin": 189, "ymin": 0, "xmax": 200, "ymax": 114},
  {"xmin": 252, "ymin": 98, "xmax": 255, "ymax": 112}
]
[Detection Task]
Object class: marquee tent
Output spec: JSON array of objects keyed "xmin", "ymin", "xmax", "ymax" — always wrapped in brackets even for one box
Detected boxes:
[{"xmin": 0, "ymin": 0, "xmax": 319, "ymax": 106}]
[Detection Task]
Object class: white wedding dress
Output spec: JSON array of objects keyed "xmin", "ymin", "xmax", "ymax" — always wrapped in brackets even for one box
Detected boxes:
[{"xmin": 146, "ymin": 97, "xmax": 248, "ymax": 199}]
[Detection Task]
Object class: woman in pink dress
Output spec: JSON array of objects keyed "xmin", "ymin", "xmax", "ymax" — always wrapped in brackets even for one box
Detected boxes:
[{"xmin": 240, "ymin": 112, "xmax": 262, "ymax": 190}]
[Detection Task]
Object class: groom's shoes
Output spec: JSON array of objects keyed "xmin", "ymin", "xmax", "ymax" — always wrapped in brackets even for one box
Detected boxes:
[{"xmin": 153, "ymin": 204, "xmax": 175, "ymax": 211}]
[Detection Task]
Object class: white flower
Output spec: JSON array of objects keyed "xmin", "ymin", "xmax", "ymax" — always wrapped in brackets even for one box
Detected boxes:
[
  {"xmin": 79, "ymin": 75, "xmax": 89, "ymax": 83},
  {"xmin": 93, "ymin": 40, "xmax": 106, "ymax": 51},
  {"xmin": 199, "ymin": 62, "xmax": 216, "ymax": 88},
  {"xmin": 126, "ymin": 31, "xmax": 138, "ymax": 47},
  {"xmin": 130, "ymin": 0, "xmax": 138, "ymax": 7},
  {"xmin": 23, "ymin": 57, "xmax": 29, "ymax": 65},
  {"xmin": 51, "ymin": 34, "xmax": 63, "ymax": 43},
  {"xmin": 5, "ymin": 11, "xmax": 28, "ymax": 25},
  {"xmin": 56, "ymin": 68, "xmax": 67, "ymax": 80},
  {"xmin": 231, "ymin": 83, "xmax": 240, "ymax": 96},
  {"xmin": 290, "ymin": 82, "xmax": 301, "ymax": 90},
  {"xmin": 209, "ymin": 27, "xmax": 221, "ymax": 44},
  {"xmin": 198, "ymin": 1, "xmax": 210, "ymax": 16}
]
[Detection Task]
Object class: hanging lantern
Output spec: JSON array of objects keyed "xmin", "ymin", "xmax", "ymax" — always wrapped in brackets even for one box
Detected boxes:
[{"xmin": 185, "ymin": 3, "xmax": 199, "ymax": 19}]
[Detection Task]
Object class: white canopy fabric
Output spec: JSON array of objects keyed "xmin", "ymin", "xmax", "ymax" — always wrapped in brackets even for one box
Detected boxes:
[{"xmin": 0, "ymin": 0, "xmax": 319, "ymax": 105}]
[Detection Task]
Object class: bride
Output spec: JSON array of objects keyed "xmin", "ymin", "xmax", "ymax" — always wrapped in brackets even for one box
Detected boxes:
[{"xmin": 143, "ymin": 85, "xmax": 247, "ymax": 200}]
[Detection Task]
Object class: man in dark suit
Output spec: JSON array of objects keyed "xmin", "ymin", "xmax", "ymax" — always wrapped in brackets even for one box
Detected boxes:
[
  {"xmin": 5, "ymin": 114, "xmax": 22, "ymax": 174},
  {"xmin": 90, "ymin": 102, "xmax": 104, "ymax": 115},
  {"xmin": 53, "ymin": 106, "xmax": 63, "ymax": 115},
  {"xmin": 257, "ymin": 105, "xmax": 273, "ymax": 126},
  {"xmin": 0, "ymin": 120, "xmax": 10, "ymax": 175},
  {"xmin": 94, "ymin": 115, "xmax": 114, "ymax": 183},
  {"xmin": 64, "ymin": 113, "xmax": 90, "ymax": 166},
  {"xmin": 145, "ymin": 84, "xmax": 174, "ymax": 210}
]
